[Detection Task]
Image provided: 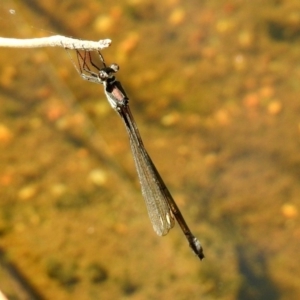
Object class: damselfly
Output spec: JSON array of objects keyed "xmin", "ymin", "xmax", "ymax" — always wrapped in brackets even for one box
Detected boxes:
[{"xmin": 69, "ymin": 50, "xmax": 204, "ymax": 260}]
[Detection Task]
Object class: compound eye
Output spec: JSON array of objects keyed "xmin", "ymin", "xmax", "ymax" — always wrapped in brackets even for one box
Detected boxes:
[
  {"xmin": 99, "ymin": 70, "xmax": 109, "ymax": 80},
  {"xmin": 110, "ymin": 63, "xmax": 119, "ymax": 72}
]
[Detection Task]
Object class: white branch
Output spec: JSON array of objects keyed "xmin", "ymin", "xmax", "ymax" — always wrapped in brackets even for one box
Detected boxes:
[
  {"xmin": 0, "ymin": 290, "xmax": 8, "ymax": 300},
  {"xmin": 0, "ymin": 35, "xmax": 111, "ymax": 50}
]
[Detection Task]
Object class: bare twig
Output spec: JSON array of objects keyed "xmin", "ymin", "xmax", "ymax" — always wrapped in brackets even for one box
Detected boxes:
[
  {"xmin": 0, "ymin": 290, "xmax": 8, "ymax": 300},
  {"xmin": 0, "ymin": 35, "xmax": 111, "ymax": 50}
]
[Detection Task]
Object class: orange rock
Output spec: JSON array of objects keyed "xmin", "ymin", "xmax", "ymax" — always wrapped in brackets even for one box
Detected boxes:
[
  {"xmin": 281, "ymin": 203, "xmax": 298, "ymax": 219},
  {"xmin": 0, "ymin": 124, "xmax": 13, "ymax": 144}
]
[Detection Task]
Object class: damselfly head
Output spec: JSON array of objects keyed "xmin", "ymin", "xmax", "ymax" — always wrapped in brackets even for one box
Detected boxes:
[
  {"xmin": 99, "ymin": 64, "xmax": 120, "ymax": 81},
  {"xmin": 98, "ymin": 70, "xmax": 109, "ymax": 80},
  {"xmin": 110, "ymin": 63, "xmax": 119, "ymax": 72}
]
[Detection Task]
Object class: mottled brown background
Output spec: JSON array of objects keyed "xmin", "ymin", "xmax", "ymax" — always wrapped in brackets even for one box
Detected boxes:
[{"xmin": 0, "ymin": 0, "xmax": 299, "ymax": 299}]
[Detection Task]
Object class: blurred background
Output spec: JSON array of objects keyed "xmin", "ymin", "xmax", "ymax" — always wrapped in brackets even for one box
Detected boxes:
[{"xmin": 0, "ymin": 0, "xmax": 300, "ymax": 299}]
